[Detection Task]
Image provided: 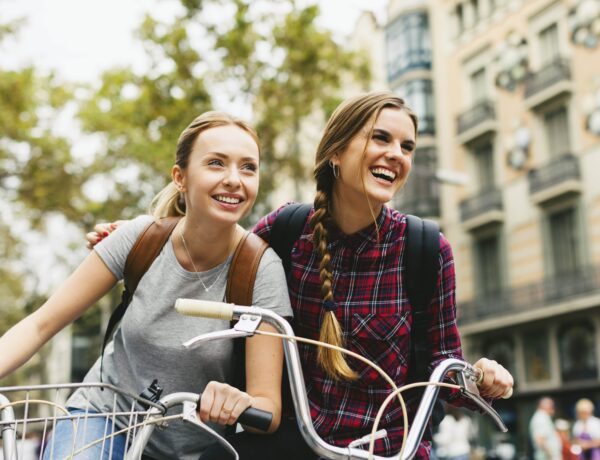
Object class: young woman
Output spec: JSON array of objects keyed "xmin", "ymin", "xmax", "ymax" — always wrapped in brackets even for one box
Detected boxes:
[
  {"xmin": 0, "ymin": 111, "xmax": 292, "ymax": 460},
  {"xmin": 87, "ymin": 92, "xmax": 514, "ymax": 459}
]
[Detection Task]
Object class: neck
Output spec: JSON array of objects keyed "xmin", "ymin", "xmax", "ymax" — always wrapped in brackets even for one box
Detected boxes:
[
  {"xmin": 331, "ymin": 190, "xmax": 383, "ymax": 235},
  {"xmin": 177, "ymin": 217, "xmax": 241, "ymax": 271}
]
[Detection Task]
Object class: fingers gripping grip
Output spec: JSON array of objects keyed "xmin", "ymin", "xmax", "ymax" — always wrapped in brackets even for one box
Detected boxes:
[
  {"xmin": 473, "ymin": 367, "xmax": 513, "ymax": 399},
  {"xmin": 238, "ymin": 407, "xmax": 273, "ymax": 432},
  {"xmin": 175, "ymin": 299, "xmax": 234, "ymax": 320}
]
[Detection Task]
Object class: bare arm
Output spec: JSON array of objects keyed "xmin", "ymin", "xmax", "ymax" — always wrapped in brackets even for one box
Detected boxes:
[
  {"xmin": 199, "ymin": 323, "xmax": 284, "ymax": 434},
  {"xmin": 0, "ymin": 251, "xmax": 117, "ymax": 379}
]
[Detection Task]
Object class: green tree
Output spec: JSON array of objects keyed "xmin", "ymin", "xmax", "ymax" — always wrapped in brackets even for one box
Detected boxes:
[
  {"xmin": 213, "ymin": 0, "xmax": 370, "ymax": 219},
  {"xmin": 75, "ymin": 0, "xmax": 370, "ymax": 223}
]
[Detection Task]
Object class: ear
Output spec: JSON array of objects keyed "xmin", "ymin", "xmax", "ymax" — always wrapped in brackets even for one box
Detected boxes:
[
  {"xmin": 330, "ymin": 152, "xmax": 341, "ymax": 166},
  {"xmin": 172, "ymin": 165, "xmax": 185, "ymax": 192}
]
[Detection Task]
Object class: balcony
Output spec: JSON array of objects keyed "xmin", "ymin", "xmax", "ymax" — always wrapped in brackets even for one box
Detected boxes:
[
  {"xmin": 459, "ymin": 265, "xmax": 600, "ymax": 332},
  {"xmin": 456, "ymin": 100, "xmax": 497, "ymax": 145},
  {"xmin": 393, "ymin": 147, "xmax": 439, "ymax": 218},
  {"xmin": 524, "ymin": 58, "xmax": 572, "ymax": 110},
  {"xmin": 459, "ymin": 188, "xmax": 504, "ymax": 230},
  {"xmin": 528, "ymin": 153, "xmax": 581, "ymax": 205}
]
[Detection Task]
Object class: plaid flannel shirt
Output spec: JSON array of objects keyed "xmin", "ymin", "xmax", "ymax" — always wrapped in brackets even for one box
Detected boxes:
[{"xmin": 253, "ymin": 204, "xmax": 466, "ymax": 458}]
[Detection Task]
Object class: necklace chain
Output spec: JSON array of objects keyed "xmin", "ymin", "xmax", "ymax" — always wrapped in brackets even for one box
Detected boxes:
[{"xmin": 180, "ymin": 229, "xmax": 228, "ymax": 292}]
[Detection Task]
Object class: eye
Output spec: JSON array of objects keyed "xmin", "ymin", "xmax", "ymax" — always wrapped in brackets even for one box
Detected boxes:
[
  {"xmin": 207, "ymin": 159, "xmax": 224, "ymax": 167},
  {"xmin": 373, "ymin": 132, "xmax": 390, "ymax": 142},
  {"xmin": 241, "ymin": 162, "xmax": 258, "ymax": 173},
  {"xmin": 401, "ymin": 143, "xmax": 415, "ymax": 154}
]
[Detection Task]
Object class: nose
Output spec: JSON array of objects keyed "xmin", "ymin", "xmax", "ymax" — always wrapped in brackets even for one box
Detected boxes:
[
  {"xmin": 223, "ymin": 166, "xmax": 241, "ymax": 188},
  {"xmin": 385, "ymin": 141, "xmax": 403, "ymax": 161}
]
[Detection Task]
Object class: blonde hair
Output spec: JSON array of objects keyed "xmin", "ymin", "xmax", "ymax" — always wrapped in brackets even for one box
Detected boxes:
[
  {"xmin": 575, "ymin": 398, "xmax": 595, "ymax": 414},
  {"xmin": 150, "ymin": 111, "xmax": 260, "ymax": 219},
  {"xmin": 310, "ymin": 91, "xmax": 418, "ymax": 381}
]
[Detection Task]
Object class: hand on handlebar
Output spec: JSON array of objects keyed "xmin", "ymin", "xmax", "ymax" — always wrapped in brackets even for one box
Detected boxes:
[
  {"xmin": 473, "ymin": 357, "xmax": 514, "ymax": 399},
  {"xmin": 85, "ymin": 221, "xmax": 122, "ymax": 250},
  {"xmin": 199, "ymin": 381, "xmax": 254, "ymax": 427}
]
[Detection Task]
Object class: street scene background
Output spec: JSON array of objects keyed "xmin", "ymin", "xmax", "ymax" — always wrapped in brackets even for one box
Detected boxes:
[{"xmin": 1, "ymin": 0, "xmax": 600, "ymax": 458}]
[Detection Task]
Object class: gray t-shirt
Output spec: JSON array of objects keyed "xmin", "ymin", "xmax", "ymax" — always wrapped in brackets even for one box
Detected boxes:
[{"xmin": 68, "ymin": 215, "xmax": 292, "ymax": 459}]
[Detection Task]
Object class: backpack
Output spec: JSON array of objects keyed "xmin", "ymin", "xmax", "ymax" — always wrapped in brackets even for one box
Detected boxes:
[
  {"xmin": 100, "ymin": 216, "xmax": 268, "ymax": 382},
  {"xmin": 270, "ymin": 203, "xmax": 444, "ymax": 429}
]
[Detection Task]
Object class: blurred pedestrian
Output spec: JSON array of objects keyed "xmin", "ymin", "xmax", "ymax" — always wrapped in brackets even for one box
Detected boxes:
[
  {"xmin": 529, "ymin": 397, "xmax": 562, "ymax": 460},
  {"xmin": 555, "ymin": 419, "xmax": 577, "ymax": 460},
  {"xmin": 572, "ymin": 399, "xmax": 600, "ymax": 460},
  {"xmin": 433, "ymin": 406, "xmax": 474, "ymax": 460}
]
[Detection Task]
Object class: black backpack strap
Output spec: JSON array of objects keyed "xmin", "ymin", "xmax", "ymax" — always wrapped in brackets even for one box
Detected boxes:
[
  {"xmin": 405, "ymin": 214, "xmax": 440, "ymax": 379},
  {"xmin": 100, "ymin": 216, "xmax": 181, "ymax": 381},
  {"xmin": 270, "ymin": 203, "xmax": 311, "ymax": 275},
  {"xmin": 405, "ymin": 214, "xmax": 442, "ymax": 431}
]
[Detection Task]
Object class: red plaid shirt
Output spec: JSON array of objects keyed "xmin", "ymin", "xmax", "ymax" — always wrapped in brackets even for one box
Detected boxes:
[{"xmin": 254, "ymin": 204, "xmax": 467, "ymax": 458}]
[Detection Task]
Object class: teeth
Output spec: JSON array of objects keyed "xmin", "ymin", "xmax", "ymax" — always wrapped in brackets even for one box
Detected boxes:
[
  {"xmin": 215, "ymin": 196, "xmax": 240, "ymax": 204},
  {"xmin": 370, "ymin": 167, "xmax": 396, "ymax": 181}
]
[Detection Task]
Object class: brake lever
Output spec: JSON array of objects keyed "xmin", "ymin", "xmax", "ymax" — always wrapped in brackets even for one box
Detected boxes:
[
  {"xmin": 456, "ymin": 369, "xmax": 508, "ymax": 432},
  {"xmin": 183, "ymin": 314, "xmax": 262, "ymax": 349}
]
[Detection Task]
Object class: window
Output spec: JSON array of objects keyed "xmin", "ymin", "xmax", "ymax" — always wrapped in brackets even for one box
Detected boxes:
[
  {"xmin": 474, "ymin": 142, "xmax": 495, "ymax": 190},
  {"xmin": 386, "ymin": 11, "xmax": 431, "ymax": 81},
  {"xmin": 393, "ymin": 147, "xmax": 438, "ymax": 216},
  {"xmin": 471, "ymin": 68, "xmax": 487, "ymax": 103},
  {"xmin": 523, "ymin": 329, "xmax": 552, "ymax": 382},
  {"xmin": 474, "ymin": 232, "xmax": 502, "ymax": 300},
  {"xmin": 456, "ymin": 3, "xmax": 465, "ymax": 36},
  {"xmin": 548, "ymin": 206, "xmax": 580, "ymax": 277},
  {"xmin": 558, "ymin": 322, "xmax": 598, "ymax": 381},
  {"xmin": 470, "ymin": 0, "xmax": 480, "ymax": 23},
  {"xmin": 544, "ymin": 106, "xmax": 570, "ymax": 158},
  {"xmin": 396, "ymin": 80, "xmax": 435, "ymax": 135},
  {"xmin": 539, "ymin": 23, "xmax": 560, "ymax": 65}
]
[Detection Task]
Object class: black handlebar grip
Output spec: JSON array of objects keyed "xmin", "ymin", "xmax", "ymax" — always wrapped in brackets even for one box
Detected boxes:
[{"xmin": 237, "ymin": 407, "xmax": 273, "ymax": 432}]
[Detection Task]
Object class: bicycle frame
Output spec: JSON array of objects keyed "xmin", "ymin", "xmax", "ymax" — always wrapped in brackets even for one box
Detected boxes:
[{"xmin": 178, "ymin": 300, "xmax": 508, "ymax": 460}]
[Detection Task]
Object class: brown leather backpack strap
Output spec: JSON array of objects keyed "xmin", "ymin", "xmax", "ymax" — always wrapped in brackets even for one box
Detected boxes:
[
  {"xmin": 226, "ymin": 232, "xmax": 269, "ymax": 306},
  {"xmin": 124, "ymin": 216, "xmax": 182, "ymax": 292}
]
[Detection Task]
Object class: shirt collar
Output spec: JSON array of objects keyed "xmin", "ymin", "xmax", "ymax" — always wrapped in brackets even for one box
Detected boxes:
[{"xmin": 327, "ymin": 205, "xmax": 392, "ymax": 251}]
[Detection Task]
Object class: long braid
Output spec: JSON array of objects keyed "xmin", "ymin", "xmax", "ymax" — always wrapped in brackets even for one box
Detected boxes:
[
  {"xmin": 310, "ymin": 191, "xmax": 358, "ymax": 381},
  {"xmin": 309, "ymin": 90, "xmax": 418, "ymax": 381}
]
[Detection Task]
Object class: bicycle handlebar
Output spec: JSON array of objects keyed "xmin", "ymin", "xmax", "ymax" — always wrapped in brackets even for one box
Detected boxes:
[{"xmin": 176, "ymin": 298, "xmax": 510, "ymax": 460}]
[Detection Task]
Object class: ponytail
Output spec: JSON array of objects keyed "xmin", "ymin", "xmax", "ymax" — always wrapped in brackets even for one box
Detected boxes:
[
  {"xmin": 310, "ymin": 191, "xmax": 358, "ymax": 381},
  {"xmin": 149, "ymin": 182, "xmax": 186, "ymax": 220}
]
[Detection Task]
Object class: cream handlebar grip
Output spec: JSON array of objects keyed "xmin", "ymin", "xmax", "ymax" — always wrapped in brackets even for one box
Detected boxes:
[{"xmin": 175, "ymin": 299, "xmax": 234, "ymax": 320}]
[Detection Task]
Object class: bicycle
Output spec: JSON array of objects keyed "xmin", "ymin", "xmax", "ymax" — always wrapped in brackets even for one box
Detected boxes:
[
  {"xmin": 2, "ymin": 299, "xmax": 509, "ymax": 460},
  {"xmin": 0, "ymin": 381, "xmax": 271, "ymax": 459},
  {"xmin": 175, "ymin": 298, "xmax": 510, "ymax": 460}
]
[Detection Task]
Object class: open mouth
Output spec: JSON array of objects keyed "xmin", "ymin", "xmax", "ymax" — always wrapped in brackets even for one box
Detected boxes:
[
  {"xmin": 370, "ymin": 167, "xmax": 396, "ymax": 183},
  {"xmin": 213, "ymin": 195, "xmax": 242, "ymax": 205}
]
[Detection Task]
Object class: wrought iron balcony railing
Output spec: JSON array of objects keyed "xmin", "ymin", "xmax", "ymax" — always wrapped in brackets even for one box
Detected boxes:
[
  {"xmin": 456, "ymin": 100, "xmax": 496, "ymax": 137},
  {"xmin": 524, "ymin": 58, "xmax": 571, "ymax": 100},
  {"xmin": 459, "ymin": 265, "xmax": 600, "ymax": 325},
  {"xmin": 528, "ymin": 153, "xmax": 580, "ymax": 197},
  {"xmin": 459, "ymin": 188, "xmax": 503, "ymax": 224}
]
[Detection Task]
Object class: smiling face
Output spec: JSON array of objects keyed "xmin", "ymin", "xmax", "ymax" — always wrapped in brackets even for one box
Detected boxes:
[
  {"xmin": 173, "ymin": 124, "xmax": 260, "ymax": 227},
  {"xmin": 331, "ymin": 108, "xmax": 416, "ymax": 215}
]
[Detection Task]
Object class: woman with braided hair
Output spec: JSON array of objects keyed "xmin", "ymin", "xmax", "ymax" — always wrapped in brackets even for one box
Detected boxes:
[{"xmin": 87, "ymin": 91, "xmax": 513, "ymax": 459}]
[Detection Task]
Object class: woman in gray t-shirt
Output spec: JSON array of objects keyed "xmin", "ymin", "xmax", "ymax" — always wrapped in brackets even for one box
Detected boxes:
[{"xmin": 0, "ymin": 111, "xmax": 292, "ymax": 460}]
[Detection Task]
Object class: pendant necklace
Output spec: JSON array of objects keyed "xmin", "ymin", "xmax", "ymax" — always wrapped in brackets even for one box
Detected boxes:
[{"xmin": 180, "ymin": 229, "xmax": 228, "ymax": 292}]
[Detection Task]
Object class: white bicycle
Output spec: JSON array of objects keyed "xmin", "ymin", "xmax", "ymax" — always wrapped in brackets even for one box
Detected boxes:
[{"xmin": 1, "ymin": 300, "xmax": 508, "ymax": 460}]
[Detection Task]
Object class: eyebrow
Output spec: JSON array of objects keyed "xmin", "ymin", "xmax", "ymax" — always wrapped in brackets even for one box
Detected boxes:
[
  {"xmin": 207, "ymin": 151, "xmax": 259, "ymax": 162},
  {"xmin": 373, "ymin": 128, "xmax": 416, "ymax": 148}
]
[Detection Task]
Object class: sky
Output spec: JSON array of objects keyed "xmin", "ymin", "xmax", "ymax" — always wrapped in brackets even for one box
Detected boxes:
[{"xmin": 2, "ymin": 0, "xmax": 388, "ymax": 82}]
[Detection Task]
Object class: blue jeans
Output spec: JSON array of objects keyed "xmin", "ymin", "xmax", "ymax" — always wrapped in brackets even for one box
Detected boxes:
[{"xmin": 42, "ymin": 408, "xmax": 127, "ymax": 460}]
